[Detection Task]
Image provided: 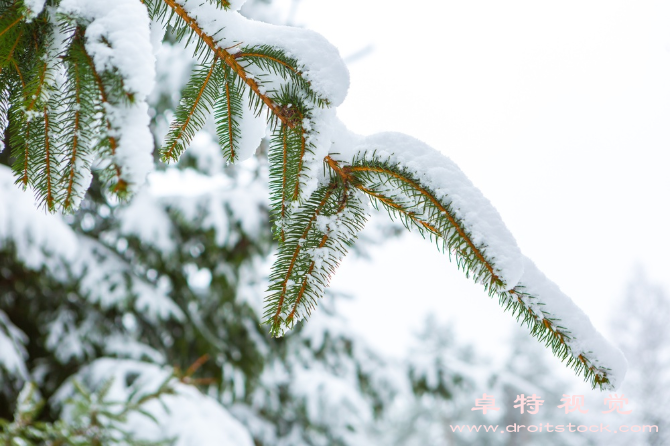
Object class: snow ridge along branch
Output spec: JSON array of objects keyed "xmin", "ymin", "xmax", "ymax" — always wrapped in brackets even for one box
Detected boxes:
[
  {"xmin": 161, "ymin": 0, "xmax": 301, "ymax": 128},
  {"xmin": 0, "ymin": 0, "xmax": 626, "ymax": 390}
]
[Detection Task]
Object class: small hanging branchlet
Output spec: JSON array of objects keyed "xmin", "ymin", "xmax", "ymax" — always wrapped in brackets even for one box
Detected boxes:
[
  {"xmin": 5, "ymin": 11, "xmax": 59, "ymax": 211},
  {"xmin": 265, "ymin": 181, "xmax": 338, "ymax": 334},
  {"xmin": 284, "ymin": 180, "xmax": 351, "ymax": 324},
  {"xmin": 214, "ymin": 66, "xmax": 243, "ymax": 163},
  {"xmin": 59, "ymin": 28, "xmax": 99, "ymax": 210},
  {"xmin": 161, "ymin": 54, "xmax": 222, "ymax": 162},
  {"xmin": 174, "ymin": 354, "xmax": 218, "ymax": 386},
  {"xmin": 263, "ymin": 175, "xmax": 367, "ymax": 337}
]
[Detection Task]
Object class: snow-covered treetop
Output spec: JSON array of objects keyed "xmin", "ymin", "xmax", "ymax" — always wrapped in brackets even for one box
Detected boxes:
[{"xmin": 0, "ymin": 0, "xmax": 626, "ymax": 390}]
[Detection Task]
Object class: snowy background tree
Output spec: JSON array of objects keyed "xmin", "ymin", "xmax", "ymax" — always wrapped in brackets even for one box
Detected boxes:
[
  {"xmin": 0, "ymin": 2, "xmax": 407, "ymax": 444},
  {"xmin": 605, "ymin": 270, "xmax": 670, "ymax": 446},
  {"xmin": 3, "ymin": 0, "xmax": 668, "ymax": 444}
]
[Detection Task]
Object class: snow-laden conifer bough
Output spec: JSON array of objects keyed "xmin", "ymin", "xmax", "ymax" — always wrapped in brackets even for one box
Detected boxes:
[{"xmin": 0, "ymin": 0, "xmax": 626, "ymax": 390}]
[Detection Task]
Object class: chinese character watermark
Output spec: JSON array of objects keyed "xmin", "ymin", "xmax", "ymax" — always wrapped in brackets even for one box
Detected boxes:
[
  {"xmin": 471, "ymin": 394, "xmax": 500, "ymax": 414},
  {"xmin": 558, "ymin": 395, "xmax": 589, "ymax": 414},
  {"xmin": 602, "ymin": 394, "xmax": 632, "ymax": 415},
  {"xmin": 514, "ymin": 394, "xmax": 544, "ymax": 414}
]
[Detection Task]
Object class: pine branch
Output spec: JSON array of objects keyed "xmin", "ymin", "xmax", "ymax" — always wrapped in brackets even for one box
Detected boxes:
[
  {"xmin": 58, "ymin": 32, "xmax": 99, "ymax": 211},
  {"xmin": 264, "ymin": 180, "xmax": 367, "ymax": 337},
  {"xmin": 0, "ymin": 379, "xmax": 176, "ymax": 445},
  {"xmin": 268, "ymin": 123, "xmax": 303, "ymax": 242},
  {"xmin": 293, "ymin": 126, "xmax": 306, "ymax": 201},
  {"xmin": 61, "ymin": 65, "xmax": 83, "ymax": 209},
  {"xmin": 162, "ymin": 55, "xmax": 223, "ymax": 162},
  {"xmin": 77, "ymin": 34, "xmax": 128, "ymax": 195},
  {"xmin": 0, "ymin": 3, "xmax": 25, "ymax": 80},
  {"xmin": 284, "ymin": 184, "xmax": 353, "ymax": 322},
  {"xmin": 157, "ymin": 0, "xmax": 295, "ymax": 127},
  {"xmin": 8, "ymin": 96, "xmax": 30, "ymax": 187},
  {"xmin": 0, "ymin": 86, "xmax": 8, "ymax": 153},
  {"xmin": 7, "ymin": 22, "xmax": 60, "ymax": 210},
  {"xmin": 344, "ymin": 155, "xmax": 504, "ymax": 291},
  {"xmin": 0, "ymin": 14, "xmax": 22, "ymax": 42},
  {"xmin": 213, "ymin": 66, "xmax": 243, "ymax": 163},
  {"xmin": 235, "ymin": 44, "xmax": 328, "ymax": 108},
  {"xmin": 40, "ymin": 107, "xmax": 55, "ymax": 210},
  {"xmin": 324, "ymin": 153, "xmax": 616, "ymax": 389},
  {"xmin": 283, "ymin": 106, "xmax": 309, "ymax": 202}
]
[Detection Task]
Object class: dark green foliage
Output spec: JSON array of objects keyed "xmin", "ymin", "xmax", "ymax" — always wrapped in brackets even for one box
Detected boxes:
[
  {"xmin": 268, "ymin": 124, "xmax": 302, "ymax": 241},
  {"xmin": 268, "ymin": 87, "xmax": 316, "ymax": 204},
  {"xmin": 2, "ymin": 6, "xmax": 57, "ymax": 209},
  {"xmin": 1, "ymin": 4, "xmax": 138, "ymax": 208},
  {"xmin": 0, "ymin": 161, "xmax": 275, "ymax": 440},
  {"xmin": 1, "ymin": 0, "xmax": 328, "ymax": 210},
  {"xmin": 0, "ymin": 3, "xmax": 27, "ymax": 77}
]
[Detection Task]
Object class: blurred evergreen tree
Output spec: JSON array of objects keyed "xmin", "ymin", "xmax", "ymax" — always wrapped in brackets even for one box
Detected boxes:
[
  {"xmin": 609, "ymin": 269, "xmax": 670, "ymax": 446},
  {"xmin": 0, "ymin": 1, "xmax": 407, "ymax": 444}
]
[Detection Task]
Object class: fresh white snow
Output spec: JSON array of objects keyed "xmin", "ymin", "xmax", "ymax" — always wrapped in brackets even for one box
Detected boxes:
[
  {"xmin": 58, "ymin": 0, "xmax": 156, "ymax": 191},
  {"xmin": 174, "ymin": 0, "xmax": 350, "ymax": 107},
  {"xmin": 55, "ymin": 358, "xmax": 255, "ymax": 446}
]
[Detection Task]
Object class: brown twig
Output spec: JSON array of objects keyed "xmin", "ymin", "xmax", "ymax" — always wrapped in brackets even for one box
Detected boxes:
[
  {"xmin": 79, "ymin": 34, "xmax": 126, "ymax": 193},
  {"xmin": 164, "ymin": 57, "xmax": 219, "ymax": 160},
  {"xmin": 163, "ymin": 0, "xmax": 293, "ymax": 127},
  {"xmin": 273, "ymin": 184, "xmax": 336, "ymax": 326},
  {"xmin": 348, "ymin": 164, "xmax": 501, "ymax": 285}
]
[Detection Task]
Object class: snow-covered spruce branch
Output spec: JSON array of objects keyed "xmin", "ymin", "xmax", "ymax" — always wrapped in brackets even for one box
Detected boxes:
[
  {"xmin": 324, "ymin": 146, "xmax": 621, "ymax": 389},
  {"xmin": 0, "ymin": 0, "xmax": 626, "ymax": 390},
  {"xmin": 0, "ymin": 0, "xmax": 154, "ymax": 208},
  {"xmin": 265, "ymin": 179, "xmax": 366, "ymax": 337}
]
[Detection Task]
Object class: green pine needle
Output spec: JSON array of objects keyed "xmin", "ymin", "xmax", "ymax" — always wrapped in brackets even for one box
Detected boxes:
[
  {"xmin": 264, "ymin": 180, "xmax": 368, "ymax": 337},
  {"xmin": 162, "ymin": 56, "xmax": 223, "ymax": 162},
  {"xmin": 214, "ymin": 67, "xmax": 244, "ymax": 163}
]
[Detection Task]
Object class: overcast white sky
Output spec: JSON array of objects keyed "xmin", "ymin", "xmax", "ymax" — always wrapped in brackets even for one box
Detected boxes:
[{"xmin": 291, "ymin": 0, "xmax": 670, "ymax": 388}]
